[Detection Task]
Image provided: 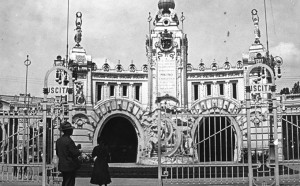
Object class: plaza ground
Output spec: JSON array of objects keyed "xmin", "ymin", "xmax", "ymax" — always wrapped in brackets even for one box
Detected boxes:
[{"xmin": 0, "ymin": 178, "xmax": 249, "ymax": 186}]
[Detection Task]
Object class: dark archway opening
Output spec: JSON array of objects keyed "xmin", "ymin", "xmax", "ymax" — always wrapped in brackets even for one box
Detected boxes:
[
  {"xmin": 195, "ymin": 116, "xmax": 235, "ymax": 162},
  {"xmin": 99, "ymin": 116, "xmax": 138, "ymax": 163}
]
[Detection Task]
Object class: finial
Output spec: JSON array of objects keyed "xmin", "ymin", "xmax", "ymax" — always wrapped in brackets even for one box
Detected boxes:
[
  {"xmin": 105, "ymin": 59, "xmax": 107, "ymax": 63},
  {"xmin": 200, "ymin": 59, "xmax": 203, "ymax": 63},
  {"xmin": 131, "ymin": 60, "xmax": 133, "ymax": 64},
  {"xmin": 118, "ymin": 60, "xmax": 120, "ymax": 64},
  {"xmin": 24, "ymin": 55, "xmax": 31, "ymax": 66},
  {"xmin": 180, "ymin": 12, "xmax": 185, "ymax": 22},
  {"xmin": 226, "ymin": 57, "xmax": 228, "ymax": 62},
  {"xmin": 148, "ymin": 12, "xmax": 152, "ymax": 22},
  {"xmin": 181, "ymin": 12, "xmax": 185, "ymax": 31},
  {"xmin": 74, "ymin": 12, "xmax": 83, "ymax": 47},
  {"xmin": 251, "ymin": 9, "xmax": 261, "ymax": 44}
]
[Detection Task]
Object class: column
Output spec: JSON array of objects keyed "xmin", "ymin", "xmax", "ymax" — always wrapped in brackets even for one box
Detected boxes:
[
  {"xmin": 104, "ymin": 82, "xmax": 108, "ymax": 100},
  {"xmin": 86, "ymin": 69, "xmax": 92, "ymax": 106},
  {"xmin": 117, "ymin": 82, "xmax": 121, "ymax": 98},
  {"xmin": 225, "ymin": 80, "xmax": 230, "ymax": 98},
  {"xmin": 129, "ymin": 82, "xmax": 134, "ymax": 101}
]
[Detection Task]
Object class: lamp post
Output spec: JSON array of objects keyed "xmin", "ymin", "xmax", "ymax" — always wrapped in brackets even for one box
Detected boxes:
[
  {"xmin": 24, "ymin": 55, "xmax": 31, "ymax": 109},
  {"xmin": 23, "ymin": 55, "xmax": 31, "ymax": 166}
]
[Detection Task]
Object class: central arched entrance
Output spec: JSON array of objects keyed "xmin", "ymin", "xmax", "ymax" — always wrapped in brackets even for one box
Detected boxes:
[
  {"xmin": 195, "ymin": 116, "xmax": 236, "ymax": 162},
  {"xmin": 99, "ymin": 116, "xmax": 138, "ymax": 163}
]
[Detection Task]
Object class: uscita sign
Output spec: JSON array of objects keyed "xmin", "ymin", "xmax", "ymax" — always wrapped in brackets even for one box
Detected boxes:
[
  {"xmin": 48, "ymin": 86, "xmax": 69, "ymax": 95},
  {"xmin": 250, "ymin": 84, "xmax": 273, "ymax": 93}
]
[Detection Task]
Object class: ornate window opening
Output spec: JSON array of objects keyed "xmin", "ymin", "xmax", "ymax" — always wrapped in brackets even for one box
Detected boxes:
[
  {"xmin": 207, "ymin": 84, "xmax": 212, "ymax": 96},
  {"xmin": 135, "ymin": 85, "xmax": 141, "ymax": 101},
  {"xmin": 96, "ymin": 83, "xmax": 102, "ymax": 101},
  {"xmin": 110, "ymin": 85, "xmax": 115, "ymax": 97},
  {"xmin": 122, "ymin": 85, "xmax": 128, "ymax": 97},
  {"xmin": 232, "ymin": 83, "xmax": 237, "ymax": 99},
  {"xmin": 219, "ymin": 83, "xmax": 224, "ymax": 96},
  {"xmin": 194, "ymin": 84, "xmax": 199, "ymax": 100}
]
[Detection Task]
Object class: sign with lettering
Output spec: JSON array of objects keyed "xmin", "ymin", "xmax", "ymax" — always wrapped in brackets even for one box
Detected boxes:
[
  {"xmin": 47, "ymin": 86, "xmax": 69, "ymax": 95},
  {"xmin": 157, "ymin": 58, "xmax": 176, "ymax": 97},
  {"xmin": 254, "ymin": 57, "xmax": 264, "ymax": 63},
  {"xmin": 250, "ymin": 84, "xmax": 272, "ymax": 93}
]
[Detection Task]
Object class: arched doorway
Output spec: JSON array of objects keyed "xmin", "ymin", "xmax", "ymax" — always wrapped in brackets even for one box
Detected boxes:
[
  {"xmin": 99, "ymin": 116, "xmax": 138, "ymax": 163},
  {"xmin": 195, "ymin": 116, "xmax": 236, "ymax": 162}
]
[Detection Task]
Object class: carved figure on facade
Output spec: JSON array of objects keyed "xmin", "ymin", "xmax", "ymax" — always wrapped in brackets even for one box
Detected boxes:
[
  {"xmin": 138, "ymin": 105, "xmax": 187, "ymax": 163},
  {"xmin": 129, "ymin": 63, "xmax": 136, "ymax": 72},
  {"xmin": 180, "ymin": 118, "xmax": 194, "ymax": 156},
  {"xmin": 236, "ymin": 60, "xmax": 243, "ymax": 69},
  {"xmin": 251, "ymin": 9, "xmax": 261, "ymax": 44},
  {"xmin": 142, "ymin": 64, "xmax": 148, "ymax": 72},
  {"xmin": 153, "ymin": 9, "xmax": 163, "ymax": 26},
  {"xmin": 198, "ymin": 60, "xmax": 205, "ymax": 71},
  {"xmin": 224, "ymin": 61, "xmax": 231, "ymax": 70},
  {"xmin": 115, "ymin": 63, "xmax": 123, "ymax": 72},
  {"xmin": 169, "ymin": 8, "xmax": 179, "ymax": 25},
  {"xmin": 211, "ymin": 62, "xmax": 218, "ymax": 71},
  {"xmin": 159, "ymin": 29, "xmax": 174, "ymax": 52},
  {"xmin": 74, "ymin": 12, "xmax": 83, "ymax": 47},
  {"xmin": 177, "ymin": 58, "xmax": 183, "ymax": 69},
  {"xmin": 186, "ymin": 63, "xmax": 192, "ymax": 71},
  {"xmin": 75, "ymin": 82, "xmax": 85, "ymax": 105},
  {"xmin": 169, "ymin": 52, "xmax": 175, "ymax": 59},
  {"xmin": 102, "ymin": 62, "xmax": 110, "ymax": 72}
]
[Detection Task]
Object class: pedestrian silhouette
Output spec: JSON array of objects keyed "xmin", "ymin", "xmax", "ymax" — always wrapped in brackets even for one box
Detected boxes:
[
  {"xmin": 56, "ymin": 121, "xmax": 82, "ymax": 186},
  {"xmin": 90, "ymin": 138, "xmax": 111, "ymax": 186}
]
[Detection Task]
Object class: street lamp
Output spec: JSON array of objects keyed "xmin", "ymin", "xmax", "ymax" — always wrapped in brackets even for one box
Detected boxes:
[{"xmin": 24, "ymin": 55, "xmax": 31, "ymax": 112}]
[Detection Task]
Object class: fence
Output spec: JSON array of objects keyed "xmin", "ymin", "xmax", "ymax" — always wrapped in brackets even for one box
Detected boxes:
[
  {"xmin": 159, "ymin": 107, "xmax": 300, "ymax": 185},
  {"xmin": 0, "ymin": 109, "xmax": 61, "ymax": 185}
]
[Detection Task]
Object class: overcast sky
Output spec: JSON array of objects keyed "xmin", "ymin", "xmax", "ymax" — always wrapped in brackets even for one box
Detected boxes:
[{"xmin": 0, "ymin": 0, "xmax": 299, "ymax": 97}]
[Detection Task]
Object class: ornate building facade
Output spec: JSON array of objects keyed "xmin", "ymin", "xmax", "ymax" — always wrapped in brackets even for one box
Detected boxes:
[
  {"xmin": 1, "ymin": 0, "xmax": 287, "ymax": 166},
  {"xmin": 59, "ymin": 0, "xmax": 285, "ymax": 165}
]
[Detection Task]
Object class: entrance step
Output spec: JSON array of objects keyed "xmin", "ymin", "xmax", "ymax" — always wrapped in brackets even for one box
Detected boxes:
[
  {"xmin": 77, "ymin": 163, "xmax": 158, "ymax": 178},
  {"xmin": 76, "ymin": 163, "xmax": 299, "ymax": 179}
]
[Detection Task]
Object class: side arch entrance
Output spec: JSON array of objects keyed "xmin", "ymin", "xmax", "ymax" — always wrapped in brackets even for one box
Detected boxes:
[
  {"xmin": 191, "ymin": 98, "xmax": 242, "ymax": 162},
  {"xmin": 194, "ymin": 116, "xmax": 237, "ymax": 162},
  {"xmin": 98, "ymin": 115, "xmax": 138, "ymax": 163}
]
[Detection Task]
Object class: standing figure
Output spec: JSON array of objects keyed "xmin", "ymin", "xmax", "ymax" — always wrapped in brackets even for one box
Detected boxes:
[
  {"xmin": 56, "ymin": 121, "xmax": 82, "ymax": 186},
  {"xmin": 90, "ymin": 137, "xmax": 111, "ymax": 186}
]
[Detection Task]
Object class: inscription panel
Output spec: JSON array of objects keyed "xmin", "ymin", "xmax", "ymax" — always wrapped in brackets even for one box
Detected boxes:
[{"xmin": 157, "ymin": 58, "xmax": 176, "ymax": 97}]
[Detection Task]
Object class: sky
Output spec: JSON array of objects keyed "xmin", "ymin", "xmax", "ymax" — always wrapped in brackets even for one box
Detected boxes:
[{"xmin": 0, "ymin": 0, "xmax": 299, "ymax": 97}]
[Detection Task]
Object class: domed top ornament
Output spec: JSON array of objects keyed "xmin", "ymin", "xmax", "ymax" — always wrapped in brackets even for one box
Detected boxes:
[{"xmin": 158, "ymin": 0, "xmax": 175, "ymax": 12}]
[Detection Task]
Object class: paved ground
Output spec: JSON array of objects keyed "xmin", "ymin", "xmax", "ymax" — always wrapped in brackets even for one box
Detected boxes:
[
  {"xmin": 0, "ymin": 178, "xmax": 157, "ymax": 186},
  {"xmin": 1, "ymin": 178, "xmax": 300, "ymax": 186},
  {"xmin": 0, "ymin": 178, "xmax": 249, "ymax": 186}
]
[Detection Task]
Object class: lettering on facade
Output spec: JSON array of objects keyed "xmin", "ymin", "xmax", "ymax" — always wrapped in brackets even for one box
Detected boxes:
[
  {"xmin": 47, "ymin": 86, "xmax": 69, "ymax": 95},
  {"xmin": 157, "ymin": 59, "xmax": 176, "ymax": 97},
  {"xmin": 250, "ymin": 84, "xmax": 272, "ymax": 93},
  {"xmin": 254, "ymin": 58, "xmax": 264, "ymax": 63}
]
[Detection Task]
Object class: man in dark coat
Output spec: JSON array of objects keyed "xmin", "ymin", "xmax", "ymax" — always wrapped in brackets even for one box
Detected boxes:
[{"xmin": 56, "ymin": 121, "xmax": 81, "ymax": 186}]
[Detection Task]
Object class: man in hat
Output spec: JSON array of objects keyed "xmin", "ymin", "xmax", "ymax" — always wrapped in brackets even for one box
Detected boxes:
[{"xmin": 56, "ymin": 121, "xmax": 82, "ymax": 186}]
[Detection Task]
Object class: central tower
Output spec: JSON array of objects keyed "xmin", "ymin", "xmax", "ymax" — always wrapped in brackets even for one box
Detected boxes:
[{"xmin": 146, "ymin": 0, "xmax": 188, "ymax": 109}]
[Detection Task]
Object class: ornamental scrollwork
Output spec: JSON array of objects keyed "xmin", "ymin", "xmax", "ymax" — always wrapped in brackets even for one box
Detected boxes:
[
  {"xmin": 102, "ymin": 63, "xmax": 110, "ymax": 72},
  {"xmin": 129, "ymin": 63, "xmax": 136, "ymax": 72}
]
